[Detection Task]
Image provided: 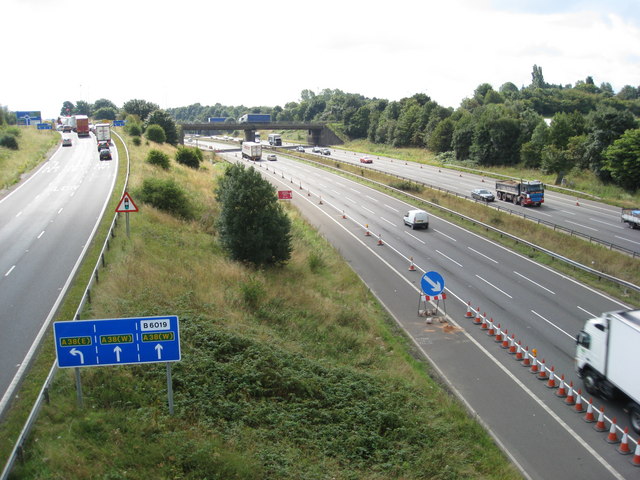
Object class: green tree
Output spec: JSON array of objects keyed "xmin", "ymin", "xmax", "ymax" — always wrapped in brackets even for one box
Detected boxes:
[
  {"xmin": 215, "ymin": 164, "xmax": 292, "ymax": 266},
  {"xmin": 122, "ymin": 99, "xmax": 159, "ymax": 121},
  {"xmin": 145, "ymin": 124, "xmax": 166, "ymax": 143},
  {"xmin": 603, "ymin": 128, "xmax": 640, "ymax": 191},
  {"xmin": 93, "ymin": 107, "xmax": 117, "ymax": 120},
  {"xmin": 137, "ymin": 178, "xmax": 194, "ymax": 219},
  {"xmin": 175, "ymin": 146, "xmax": 202, "ymax": 169},
  {"xmin": 60, "ymin": 101, "xmax": 75, "ymax": 116},
  {"xmin": 93, "ymin": 98, "xmax": 118, "ymax": 111},
  {"xmin": 146, "ymin": 149, "xmax": 170, "ymax": 170},
  {"xmin": 75, "ymin": 100, "xmax": 92, "ymax": 116},
  {"xmin": 145, "ymin": 110, "xmax": 178, "ymax": 145},
  {"xmin": 427, "ymin": 118, "xmax": 454, "ymax": 153}
]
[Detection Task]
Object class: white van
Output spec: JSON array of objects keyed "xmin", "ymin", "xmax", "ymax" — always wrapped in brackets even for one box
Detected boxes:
[{"xmin": 403, "ymin": 209, "xmax": 429, "ymax": 229}]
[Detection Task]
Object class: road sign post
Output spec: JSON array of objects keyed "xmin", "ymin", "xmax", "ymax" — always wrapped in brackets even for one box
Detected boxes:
[{"xmin": 115, "ymin": 192, "xmax": 139, "ymax": 238}]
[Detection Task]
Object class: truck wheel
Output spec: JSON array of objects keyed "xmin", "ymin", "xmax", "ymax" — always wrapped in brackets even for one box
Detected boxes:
[
  {"xmin": 583, "ymin": 370, "xmax": 599, "ymax": 396},
  {"xmin": 630, "ymin": 403, "xmax": 640, "ymax": 435},
  {"xmin": 512, "ymin": 196, "xmax": 518, "ymax": 205}
]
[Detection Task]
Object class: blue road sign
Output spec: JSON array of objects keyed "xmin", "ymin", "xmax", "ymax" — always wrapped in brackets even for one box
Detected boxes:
[
  {"xmin": 54, "ymin": 316, "xmax": 180, "ymax": 368},
  {"xmin": 37, "ymin": 123, "xmax": 52, "ymax": 130},
  {"xmin": 112, "ymin": 120, "xmax": 125, "ymax": 127},
  {"xmin": 421, "ymin": 271, "xmax": 445, "ymax": 296}
]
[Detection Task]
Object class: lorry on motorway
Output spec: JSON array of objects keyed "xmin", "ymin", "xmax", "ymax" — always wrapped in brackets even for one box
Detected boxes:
[
  {"xmin": 621, "ymin": 208, "xmax": 640, "ymax": 229},
  {"xmin": 207, "ymin": 117, "xmax": 227, "ymax": 122},
  {"xmin": 268, "ymin": 133, "xmax": 282, "ymax": 146},
  {"xmin": 74, "ymin": 115, "xmax": 90, "ymax": 137},
  {"xmin": 241, "ymin": 141, "xmax": 262, "ymax": 161},
  {"xmin": 239, "ymin": 114, "xmax": 271, "ymax": 123},
  {"xmin": 95, "ymin": 123, "xmax": 111, "ymax": 145},
  {"xmin": 495, "ymin": 179, "xmax": 544, "ymax": 206},
  {"xmin": 575, "ymin": 309, "xmax": 640, "ymax": 433}
]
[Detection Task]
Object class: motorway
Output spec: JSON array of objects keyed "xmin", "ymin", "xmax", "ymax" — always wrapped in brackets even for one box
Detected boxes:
[
  {"xmin": 201, "ymin": 139, "xmax": 639, "ymax": 479},
  {"xmin": 0, "ymin": 132, "xmax": 116, "ymax": 416}
]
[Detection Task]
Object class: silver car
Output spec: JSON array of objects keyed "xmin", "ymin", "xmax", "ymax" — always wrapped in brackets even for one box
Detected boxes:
[{"xmin": 471, "ymin": 188, "xmax": 495, "ymax": 202}]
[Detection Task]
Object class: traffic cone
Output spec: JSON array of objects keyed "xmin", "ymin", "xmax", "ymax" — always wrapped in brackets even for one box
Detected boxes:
[
  {"xmin": 500, "ymin": 332, "xmax": 510, "ymax": 349},
  {"xmin": 606, "ymin": 417, "xmax": 620, "ymax": 444},
  {"xmin": 573, "ymin": 389, "xmax": 584, "ymax": 412},
  {"xmin": 377, "ymin": 235, "xmax": 384, "ymax": 246},
  {"xmin": 529, "ymin": 357, "xmax": 539, "ymax": 375},
  {"xmin": 365, "ymin": 224, "xmax": 371, "ymax": 236},
  {"xmin": 494, "ymin": 326, "xmax": 504, "ymax": 343},
  {"xmin": 537, "ymin": 359, "xmax": 548, "ymax": 380},
  {"xmin": 545, "ymin": 366, "xmax": 557, "ymax": 387},
  {"xmin": 408, "ymin": 257, "xmax": 416, "ymax": 271},
  {"xmin": 564, "ymin": 382, "xmax": 576, "ymax": 405},
  {"xmin": 515, "ymin": 341, "xmax": 523, "ymax": 361},
  {"xmin": 631, "ymin": 441, "xmax": 640, "ymax": 466},
  {"xmin": 473, "ymin": 310, "xmax": 482, "ymax": 325},
  {"xmin": 342, "ymin": 211, "xmax": 347, "ymax": 219},
  {"xmin": 593, "ymin": 407, "xmax": 607, "ymax": 431},
  {"xmin": 481, "ymin": 315, "xmax": 490, "ymax": 330},
  {"xmin": 618, "ymin": 427, "xmax": 631, "ymax": 454},
  {"xmin": 319, "ymin": 196, "xmax": 323, "ymax": 205},
  {"xmin": 555, "ymin": 375, "xmax": 567, "ymax": 396},
  {"xmin": 465, "ymin": 302, "xmax": 473, "ymax": 318},
  {"xmin": 508, "ymin": 335, "xmax": 517, "ymax": 354},
  {"xmin": 584, "ymin": 399, "xmax": 595, "ymax": 422},
  {"xmin": 576, "ymin": 198, "xmax": 580, "ymax": 206},
  {"xmin": 521, "ymin": 346, "xmax": 531, "ymax": 367}
]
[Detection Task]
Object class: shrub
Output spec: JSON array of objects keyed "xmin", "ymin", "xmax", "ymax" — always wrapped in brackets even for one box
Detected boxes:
[
  {"xmin": 137, "ymin": 178, "xmax": 194, "ymax": 219},
  {"xmin": 127, "ymin": 123, "xmax": 142, "ymax": 136},
  {"xmin": 132, "ymin": 136, "xmax": 141, "ymax": 146},
  {"xmin": 0, "ymin": 134, "xmax": 18, "ymax": 150},
  {"xmin": 145, "ymin": 124, "xmax": 166, "ymax": 144},
  {"xmin": 146, "ymin": 149, "xmax": 170, "ymax": 170},
  {"xmin": 5, "ymin": 127, "xmax": 21, "ymax": 137},
  {"xmin": 175, "ymin": 147, "xmax": 201, "ymax": 169}
]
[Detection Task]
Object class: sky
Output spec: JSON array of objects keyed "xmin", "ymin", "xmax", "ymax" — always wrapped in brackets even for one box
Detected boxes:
[{"xmin": 3, "ymin": 0, "xmax": 640, "ymax": 120}]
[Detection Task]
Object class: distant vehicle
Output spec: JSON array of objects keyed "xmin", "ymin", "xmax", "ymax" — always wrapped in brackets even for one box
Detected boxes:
[
  {"xmin": 62, "ymin": 125, "xmax": 72, "ymax": 133},
  {"xmin": 95, "ymin": 123, "xmax": 111, "ymax": 144},
  {"xmin": 621, "ymin": 208, "xmax": 640, "ymax": 229},
  {"xmin": 471, "ymin": 188, "xmax": 495, "ymax": 202},
  {"xmin": 321, "ymin": 148, "xmax": 331, "ymax": 155},
  {"xmin": 255, "ymin": 133, "xmax": 261, "ymax": 143},
  {"xmin": 239, "ymin": 114, "xmax": 271, "ymax": 123},
  {"xmin": 207, "ymin": 117, "xmax": 227, "ymax": 123},
  {"xmin": 97, "ymin": 141, "xmax": 110, "ymax": 151},
  {"xmin": 99, "ymin": 148, "xmax": 112, "ymax": 161},
  {"xmin": 296, "ymin": 146, "xmax": 305, "ymax": 152},
  {"xmin": 495, "ymin": 180, "xmax": 544, "ymax": 206},
  {"xmin": 403, "ymin": 209, "xmax": 429, "ymax": 229},
  {"xmin": 74, "ymin": 115, "xmax": 90, "ymax": 137},
  {"xmin": 360, "ymin": 156, "xmax": 373, "ymax": 163},
  {"xmin": 312, "ymin": 146, "xmax": 322, "ymax": 153},
  {"xmin": 267, "ymin": 154, "xmax": 277, "ymax": 161},
  {"xmin": 62, "ymin": 138, "xmax": 72, "ymax": 147},
  {"xmin": 241, "ymin": 141, "xmax": 262, "ymax": 161},
  {"xmin": 268, "ymin": 133, "xmax": 282, "ymax": 146}
]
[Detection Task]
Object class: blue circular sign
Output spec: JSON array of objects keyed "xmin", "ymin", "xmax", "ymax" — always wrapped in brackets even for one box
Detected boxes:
[{"xmin": 421, "ymin": 271, "xmax": 444, "ymax": 296}]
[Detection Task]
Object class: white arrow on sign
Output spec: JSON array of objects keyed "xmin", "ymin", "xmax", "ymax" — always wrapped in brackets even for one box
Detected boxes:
[
  {"xmin": 155, "ymin": 344, "xmax": 163, "ymax": 360},
  {"xmin": 70, "ymin": 348, "xmax": 85, "ymax": 364},
  {"xmin": 114, "ymin": 346, "xmax": 122, "ymax": 362},
  {"xmin": 423, "ymin": 275, "xmax": 441, "ymax": 292}
]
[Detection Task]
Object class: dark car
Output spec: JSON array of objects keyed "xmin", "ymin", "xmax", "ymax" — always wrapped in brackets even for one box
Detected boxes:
[
  {"xmin": 471, "ymin": 188, "xmax": 495, "ymax": 202},
  {"xmin": 99, "ymin": 149, "xmax": 112, "ymax": 161},
  {"xmin": 97, "ymin": 141, "xmax": 110, "ymax": 151},
  {"xmin": 62, "ymin": 125, "xmax": 72, "ymax": 133}
]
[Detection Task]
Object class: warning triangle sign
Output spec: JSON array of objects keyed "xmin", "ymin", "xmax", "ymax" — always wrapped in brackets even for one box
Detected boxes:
[{"xmin": 115, "ymin": 192, "xmax": 139, "ymax": 213}]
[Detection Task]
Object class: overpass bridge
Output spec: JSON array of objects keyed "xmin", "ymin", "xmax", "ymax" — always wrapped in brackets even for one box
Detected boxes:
[{"xmin": 180, "ymin": 122, "xmax": 342, "ymax": 146}]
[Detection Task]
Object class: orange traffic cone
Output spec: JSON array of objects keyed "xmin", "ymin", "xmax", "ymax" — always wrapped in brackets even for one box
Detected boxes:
[
  {"xmin": 606, "ymin": 417, "xmax": 620, "ymax": 444},
  {"xmin": 573, "ymin": 389, "xmax": 584, "ymax": 412},
  {"xmin": 537, "ymin": 359, "xmax": 548, "ymax": 380},
  {"xmin": 481, "ymin": 315, "xmax": 489, "ymax": 330},
  {"xmin": 521, "ymin": 346, "xmax": 531, "ymax": 367},
  {"xmin": 465, "ymin": 302, "xmax": 473, "ymax": 318},
  {"xmin": 342, "ymin": 211, "xmax": 347, "ymax": 219},
  {"xmin": 408, "ymin": 257, "xmax": 416, "ymax": 271},
  {"xmin": 377, "ymin": 235, "xmax": 384, "ymax": 246},
  {"xmin": 508, "ymin": 335, "xmax": 517, "ymax": 354},
  {"xmin": 618, "ymin": 427, "xmax": 631, "ymax": 454},
  {"xmin": 631, "ymin": 441, "xmax": 640, "ymax": 466},
  {"xmin": 494, "ymin": 326, "xmax": 504, "ymax": 343},
  {"xmin": 594, "ymin": 407, "xmax": 607, "ymax": 432},
  {"xmin": 473, "ymin": 310, "xmax": 482, "ymax": 325},
  {"xmin": 319, "ymin": 196, "xmax": 323, "ymax": 205},
  {"xmin": 365, "ymin": 224, "xmax": 371, "ymax": 236},
  {"xmin": 564, "ymin": 382, "xmax": 576, "ymax": 405},
  {"xmin": 584, "ymin": 399, "xmax": 596, "ymax": 422},
  {"xmin": 555, "ymin": 375, "xmax": 567, "ymax": 396},
  {"xmin": 529, "ymin": 357, "xmax": 539, "ymax": 375},
  {"xmin": 545, "ymin": 366, "xmax": 557, "ymax": 388},
  {"xmin": 515, "ymin": 341, "xmax": 523, "ymax": 361},
  {"xmin": 501, "ymin": 332, "xmax": 510, "ymax": 349}
]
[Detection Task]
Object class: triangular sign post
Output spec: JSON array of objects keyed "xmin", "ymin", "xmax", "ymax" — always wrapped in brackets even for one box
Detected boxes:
[{"xmin": 115, "ymin": 192, "xmax": 138, "ymax": 238}]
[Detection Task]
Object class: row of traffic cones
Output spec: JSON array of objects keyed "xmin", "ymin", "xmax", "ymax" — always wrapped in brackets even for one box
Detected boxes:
[{"xmin": 464, "ymin": 301, "xmax": 640, "ymax": 465}]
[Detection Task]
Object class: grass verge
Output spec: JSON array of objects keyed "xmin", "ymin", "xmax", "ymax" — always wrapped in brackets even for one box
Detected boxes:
[{"xmin": 0, "ymin": 127, "xmax": 58, "ymax": 191}]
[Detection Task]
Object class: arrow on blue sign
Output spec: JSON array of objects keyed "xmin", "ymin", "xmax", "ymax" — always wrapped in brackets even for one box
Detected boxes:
[{"xmin": 420, "ymin": 271, "xmax": 445, "ymax": 296}]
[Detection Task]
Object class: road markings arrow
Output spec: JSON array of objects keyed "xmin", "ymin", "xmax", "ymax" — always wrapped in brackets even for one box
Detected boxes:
[
  {"xmin": 114, "ymin": 346, "xmax": 122, "ymax": 362},
  {"xmin": 70, "ymin": 348, "xmax": 84, "ymax": 364},
  {"xmin": 155, "ymin": 344, "xmax": 163, "ymax": 360}
]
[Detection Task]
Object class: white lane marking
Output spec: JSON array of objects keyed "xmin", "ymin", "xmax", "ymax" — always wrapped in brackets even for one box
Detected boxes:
[
  {"xmin": 475, "ymin": 275, "xmax": 513, "ymax": 298},
  {"xmin": 16, "ymin": 211, "xmax": 22, "ymax": 218},
  {"xmin": 614, "ymin": 235, "xmax": 640, "ymax": 246},
  {"xmin": 513, "ymin": 271, "xmax": 555, "ymax": 294},
  {"xmin": 37, "ymin": 231, "xmax": 45, "ymax": 239},
  {"xmin": 434, "ymin": 229, "xmax": 456, "ymax": 242},
  {"xmin": 365, "ymin": 195, "xmax": 379, "ymax": 203},
  {"xmin": 384, "ymin": 204, "xmax": 400, "ymax": 212},
  {"xmin": 531, "ymin": 310, "xmax": 575, "ymax": 340},
  {"xmin": 567, "ymin": 220, "xmax": 597, "ymax": 231},
  {"xmin": 559, "ymin": 210, "xmax": 576, "ymax": 216},
  {"xmin": 437, "ymin": 250, "xmax": 463, "ymax": 267},
  {"xmin": 404, "ymin": 231, "xmax": 426, "ymax": 244},
  {"xmin": 349, "ymin": 187, "xmax": 360, "ymax": 193},
  {"xmin": 577, "ymin": 305, "xmax": 597, "ymax": 318},
  {"xmin": 380, "ymin": 216, "xmax": 397, "ymax": 227},
  {"xmin": 5, "ymin": 265, "xmax": 16, "ymax": 277},
  {"xmin": 589, "ymin": 217, "xmax": 620, "ymax": 228},
  {"xmin": 362, "ymin": 206, "xmax": 376, "ymax": 215},
  {"xmin": 345, "ymin": 196, "xmax": 356, "ymax": 204},
  {"xmin": 58, "ymin": 208, "xmax": 63, "ymax": 214},
  {"xmin": 468, "ymin": 247, "xmax": 498, "ymax": 264}
]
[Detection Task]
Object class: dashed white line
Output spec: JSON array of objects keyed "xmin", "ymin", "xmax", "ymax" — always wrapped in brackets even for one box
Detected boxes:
[
  {"xmin": 16, "ymin": 211, "xmax": 23, "ymax": 218},
  {"xmin": 345, "ymin": 196, "xmax": 356, "ymax": 204},
  {"xmin": 531, "ymin": 310, "xmax": 575, "ymax": 339},
  {"xmin": 384, "ymin": 204, "xmax": 400, "ymax": 212},
  {"xmin": 468, "ymin": 247, "xmax": 498, "ymax": 263},
  {"xmin": 58, "ymin": 208, "xmax": 64, "ymax": 214},
  {"xmin": 362, "ymin": 206, "xmax": 376, "ymax": 215},
  {"xmin": 577, "ymin": 305, "xmax": 597, "ymax": 318},
  {"xmin": 365, "ymin": 195, "xmax": 379, "ymax": 203},
  {"xmin": 404, "ymin": 231, "xmax": 426, "ymax": 244},
  {"xmin": 513, "ymin": 271, "xmax": 555, "ymax": 294},
  {"xmin": 5, "ymin": 266, "xmax": 15, "ymax": 277},
  {"xmin": 437, "ymin": 250, "xmax": 463, "ymax": 267},
  {"xmin": 434, "ymin": 229, "xmax": 456, "ymax": 242},
  {"xmin": 567, "ymin": 220, "xmax": 597, "ymax": 231},
  {"xmin": 614, "ymin": 235, "xmax": 640, "ymax": 246},
  {"xmin": 380, "ymin": 217, "xmax": 396, "ymax": 227},
  {"xmin": 37, "ymin": 231, "xmax": 45, "ymax": 239},
  {"xmin": 349, "ymin": 188, "xmax": 360, "ymax": 193},
  {"xmin": 475, "ymin": 274, "xmax": 513, "ymax": 298}
]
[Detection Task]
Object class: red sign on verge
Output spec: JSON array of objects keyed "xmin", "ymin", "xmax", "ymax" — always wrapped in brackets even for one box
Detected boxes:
[{"xmin": 278, "ymin": 190, "xmax": 293, "ymax": 200}]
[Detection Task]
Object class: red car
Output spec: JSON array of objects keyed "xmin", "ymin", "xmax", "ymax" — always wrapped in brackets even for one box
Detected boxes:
[{"xmin": 360, "ymin": 156, "xmax": 373, "ymax": 164}]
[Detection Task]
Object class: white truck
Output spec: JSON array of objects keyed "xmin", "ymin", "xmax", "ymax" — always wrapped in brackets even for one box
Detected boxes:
[
  {"xmin": 621, "ymin": 208, "xmax": 640, "ymax": 229},
  {"xmin": 576, "ymin": 309, "xmax": 640, "ymax": 433},
  {"xmin": 241, "ymin": 142, "xmax": 262, "ymax": 161},
  {"xmin": 95, "ymin": 123, "xmax": 111, "ymax": 145}
]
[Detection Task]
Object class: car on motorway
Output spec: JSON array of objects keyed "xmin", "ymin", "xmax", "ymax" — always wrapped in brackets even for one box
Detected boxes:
[
  {"xmin": 471, "ymin": 188, "xmax": 495, "ymax": 202},
  {"xmin": 403, "ymin": 209, "xmax": 429, "ymax": 229},
  {"xmin": 99, "ymin": 148, "xmax": 112, "ymax": 161},
  {"xmin": 267, "ymin": 154, "xmax": 277, "ymax": 161},
  {"xmin": 62, "ymin": 137, "xmax": 72, "ymax": 147},
  {"xmin": 321, "ymin": 148, "xmax": 331, "ymax": 155},
  {"xmin": 360, "ymin": 156, "xmax": 373, "ymax": 164},
  {"xmin": 296, "ymin": 146, "xmax": 305, "ymax": 152},
  {"xmin": 62, "ymin": 125, "xmax": 72, "ymax": 133},
  {"xmin": 97, "ymin": 141, "xmax": 110, "ymax": 151},
  {"xmin": 312, "ymin": 146, "xmax": 322, "ymax": 153}
]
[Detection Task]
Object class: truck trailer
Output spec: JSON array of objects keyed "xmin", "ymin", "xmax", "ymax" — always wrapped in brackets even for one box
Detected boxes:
[
  {"xmin": 621, "ymin": 208, "xmax": 640, "ymax": 229},
  {"xmin": 239, "ymin": 114, "xmax": 271, "ymax": 123},
  {"xmin": 268, "ymin": 133, "xmax": 282, "ymax": 146},
  {"xmin": 241, "ymin": 142, "xmax": 262, "ymax": 161},
  {"xmin": 95, "ymin": 123, "xmax": 111, "ymax": 144},
  {"xmin": 576, "ymin": 309, "xmax": 640, "ymax": 433},
  {"xmin": 74, "ymin": 115, "xmax": 90, "ymax": 137},
  {"xmin": 495, "ymin": 179, "xmax": 544, "ymax": 206}
]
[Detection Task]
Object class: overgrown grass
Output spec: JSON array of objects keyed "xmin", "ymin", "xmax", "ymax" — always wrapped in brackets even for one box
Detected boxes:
[{"xmin": 0, "ymin": 126, "xmax": 58, "ymax": 190}]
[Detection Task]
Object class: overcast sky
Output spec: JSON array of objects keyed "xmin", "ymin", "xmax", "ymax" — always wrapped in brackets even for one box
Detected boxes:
[{"xmin": 4, "ymin": 0, "xmax": 639, "ymax": 119}]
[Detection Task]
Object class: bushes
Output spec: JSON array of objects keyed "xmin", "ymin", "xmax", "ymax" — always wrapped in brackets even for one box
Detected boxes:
[
  {"xmin": 175, "ymin": 146, "xmax": 202, "ymax": 169},
  {"xmin": 146, "ymin": 149, "xmax": 170, "ymax": 170},
  {"xmin": 137, "ymin": 178, "xmax": 194, "ymax": 219},
  {"xmin": 0, "ymin": 133, "xmax": 18, "ymax": 150},
  {"xmin": 145, "ymin": 124, "xmax": 166, "ymax": 144}
]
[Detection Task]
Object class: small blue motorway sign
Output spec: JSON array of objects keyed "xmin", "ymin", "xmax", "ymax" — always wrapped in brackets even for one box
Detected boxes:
[
  {"xmin": 54, "ymin": 316, "xmax": 180, "ymax": 368},
  {"xmin": 112, "ymin": 120, "xmax": 125, "ymax": 127},
  {"xmin": 420, "ymin": 271, "xmax": 445, "ymax": 296},
  {"xmin": 37, "ymin": 123, "xmax": 52, "ymax": 130}
]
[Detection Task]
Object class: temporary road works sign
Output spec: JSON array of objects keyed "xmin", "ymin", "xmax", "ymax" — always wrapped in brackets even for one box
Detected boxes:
[
  {"xmin": 54, "ymin": 316, "xmax": 181, "ymax": 368},
  {"xmin": 278, "ymin": 190, "xmax": 293, "ymax": 200},
  {"xmin": 421, "ymin": 271, "xmax": 445, "ymax": 296},
  {"xmin": 116, "ymin": 192, "xmax": 138, "ymax": 212}
]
